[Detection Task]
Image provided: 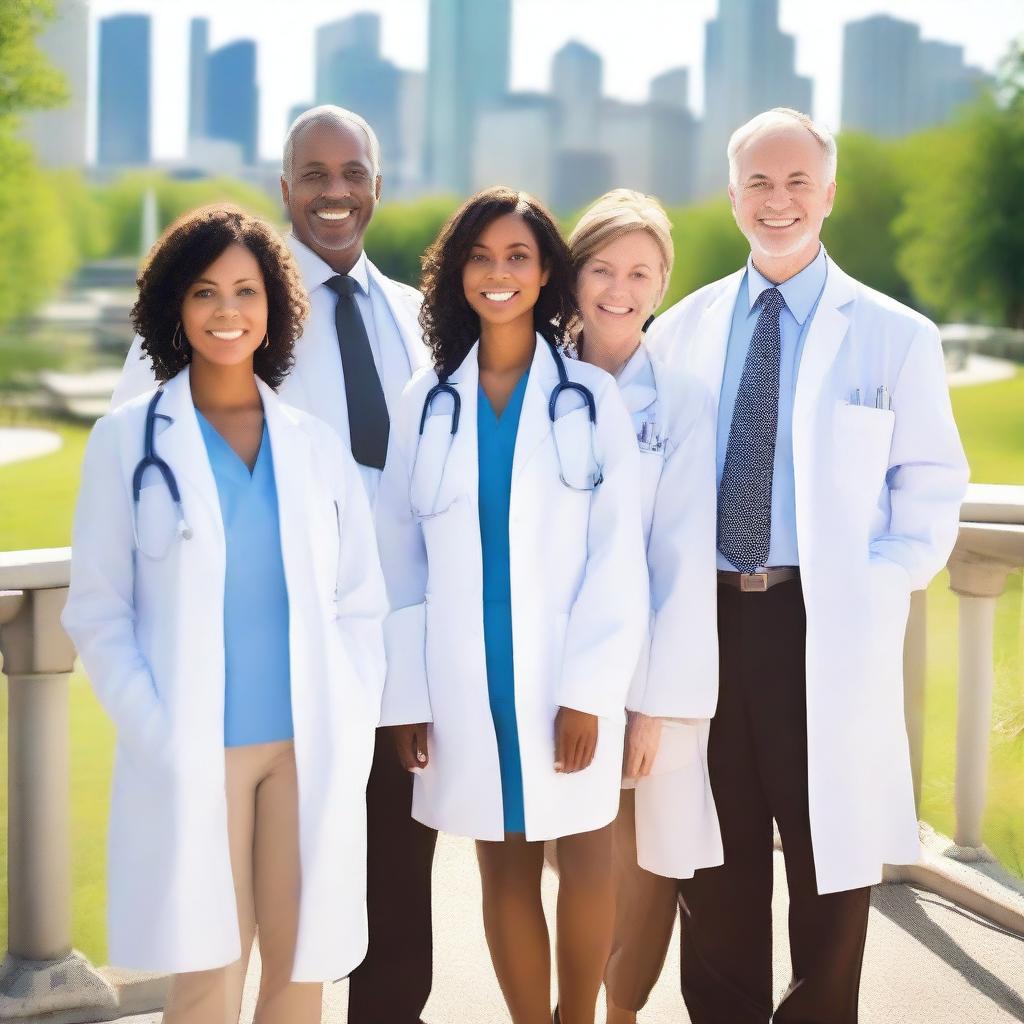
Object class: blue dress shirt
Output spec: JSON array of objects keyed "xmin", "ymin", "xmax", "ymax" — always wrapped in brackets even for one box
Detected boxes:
[
  {"xmin": 196, "ymin": 410, "xmax": 293, "ymax": 747},
  {"xmin": 715, "ymin": 246, "xmax": 828, "ymax": 570}
]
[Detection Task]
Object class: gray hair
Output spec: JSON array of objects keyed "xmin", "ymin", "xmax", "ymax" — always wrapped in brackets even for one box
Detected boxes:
[
  {"xmin": 727, "ymin": 108, "xmax": 837, "ymax": 187},
  {"xmin": 282, "ymin": 105, "xmax": 382, "ymax": 182}
]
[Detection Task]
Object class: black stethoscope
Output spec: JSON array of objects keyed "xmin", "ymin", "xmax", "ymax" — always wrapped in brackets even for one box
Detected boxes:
[
  {"xmin": 131, "ymin": 388, "xmax": 193, "ymax": 554},
  {"xmin": 411, "ymin": 339, "xmax": 603, "ymax": 516}
]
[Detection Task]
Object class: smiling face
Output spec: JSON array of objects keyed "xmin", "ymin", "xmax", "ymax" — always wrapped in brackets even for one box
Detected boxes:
[
  {"xmin": 281, "ymin": 117, "xmax": 381, "ymax": 273},
  {"xmin": 180, "ymin": 243, "xmax": 268, "ymax": 372},
  {"xmin": 729, "ymin": 124, "xmax": 835, "ymax": 280},
  {"xmin": 577, "ymin": 230, "xmax": 664, "ymax": 361},
  {"xmin": 462, "ymin": 213, "xmax": 550, "ymax": 334}
]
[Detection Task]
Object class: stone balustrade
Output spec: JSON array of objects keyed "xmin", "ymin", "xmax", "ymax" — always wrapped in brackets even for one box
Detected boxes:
[{"xmin": 1, "ymin": 486, "xmax": 1023, "ymax": 1020}]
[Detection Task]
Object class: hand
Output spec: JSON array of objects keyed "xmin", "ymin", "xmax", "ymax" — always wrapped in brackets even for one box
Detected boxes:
[
  {"xmin": 554, "ymin": 706, "xmax": 599, "ymax": 773},
  {"xmin": 390, "ymin": 723, "xmax": 430, "ymax": 772},
  {"xmin": 623, "ymin": 711, "xmax": 663, "ymax": 779}
]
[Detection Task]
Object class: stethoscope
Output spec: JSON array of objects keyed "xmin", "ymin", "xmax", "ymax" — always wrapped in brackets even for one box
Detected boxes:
[
  {"xmin": 131, "ymin": 388, "xmax": 193, "ymax": 554},
  {"xmin": 411, "ymin": 339, "xmax": 602, "ymax": 517}
]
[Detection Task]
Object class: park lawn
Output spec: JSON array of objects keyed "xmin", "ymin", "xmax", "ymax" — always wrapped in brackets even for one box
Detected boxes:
[{"xmin": 0, "ymin": 373, "xmax": 1023, "ymax": 965}]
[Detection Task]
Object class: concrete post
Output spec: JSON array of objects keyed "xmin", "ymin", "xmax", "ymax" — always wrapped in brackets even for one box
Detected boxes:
[
  {"xmin": 0, "ymin": 585, "xmax": 118, "ymax": 1020},
  {"xmin": 947, "ymin": 557, "xmax": 1011, "ymax": 860},
  {"xmin": 903, "ymin": 589, "xmax": 928, "ymax": 813}
]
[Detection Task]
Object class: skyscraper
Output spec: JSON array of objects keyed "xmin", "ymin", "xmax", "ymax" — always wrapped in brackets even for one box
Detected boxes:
[
  {"xmin": 426, "ymin": 0, "xmax": 512, "ymax": 194},
  {"xmin": 698, "ymin": 0, "xmax": 812, "ymax": 195},
  {"xmin": 205, "ymin": 41, "xmax": 259, "ymax": 165},
  {"xmin": 315, "ymin": 14, "xmax": 402, "ymax": 175},
  {"xmin": 474, "ymin": 94, "xmax": 557, "ymax": 202},
  {"xmin": 97, "ymin": 14, "xmax": 151, "ymax": 166},
  {"xmin": 22, "ymin": 0, "xmax": 89, "ymax": 167},
  {"xmin": 188, "ymin": 18, "xmax": 209, "ymax": 145},
  {"xmin": 551, "ymin": 41, "xmax": 603, "ymax": 150},
  {"xmin": 842, "ymin": 17, "xmax": 991, "ymax": 137}
]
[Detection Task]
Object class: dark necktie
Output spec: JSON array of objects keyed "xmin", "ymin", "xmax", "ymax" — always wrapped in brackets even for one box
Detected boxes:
[
  {"xmin": 717, "ymin": 286, "xmax": 785, "ymax": 573},
  {"xmin": 325, "ymin": 275, "xmax": 390, "ymax": 470}
]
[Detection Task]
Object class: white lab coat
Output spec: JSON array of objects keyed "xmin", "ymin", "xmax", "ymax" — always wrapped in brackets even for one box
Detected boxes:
[
  {"xmin": 647, "ymin": 260, "xmax": 969, "ymax": 894},
  {"xmin": 111, "ymin": 248, "xmax": 430, "ymax": 505},
  {"xmin": 615, "ymin": 344, "xmax": 723, "ymax": 879},
  {"xmin": 375, "ymin": 336, "xmax": 649, "ymax": 841},
  {"xmin": 61, "ymin": 368, "xmax": 388, "ymax": 978}
]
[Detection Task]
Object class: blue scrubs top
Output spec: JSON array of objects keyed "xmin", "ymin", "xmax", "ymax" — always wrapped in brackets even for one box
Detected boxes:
[
  {"xmin": 478, "ymin": 371, "xmax": 530, "ymax": 834},
  {"xmin": 196, "ymin": 410, "xmax": 293, "ymax": 747}
]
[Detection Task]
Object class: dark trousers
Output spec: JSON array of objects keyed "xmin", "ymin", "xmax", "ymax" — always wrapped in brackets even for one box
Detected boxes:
[
  {"xmin": 347, "ymin": 728, "xmax": 438, "ymax": 1024},
  {"xmin": 678, "ymin": 580, "xmax": 871, "ymax": 1024}
]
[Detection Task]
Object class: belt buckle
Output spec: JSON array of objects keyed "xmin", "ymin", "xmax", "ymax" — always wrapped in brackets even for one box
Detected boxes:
[{"xmin": 740, "ymin": 572, "xmax": 769, "ymax": 593}]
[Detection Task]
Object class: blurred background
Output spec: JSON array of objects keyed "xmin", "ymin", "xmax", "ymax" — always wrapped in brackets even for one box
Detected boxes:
[{"xmin": 0, "ymin": 0, "xmax": 1021, "ymax": 968}]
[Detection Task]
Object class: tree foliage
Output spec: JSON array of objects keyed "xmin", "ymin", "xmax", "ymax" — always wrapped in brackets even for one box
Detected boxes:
[
  {"xmin": 365, "ymin": 195, "xmax": 459, "ymax": 287},
  {"xmin": 0, "ymin": 1, "xmax": 75, "ymax": 324},
  {"xmin": 662, "ymin": 198, "xmax": 749, "ymax": 308},
  {"xmin": 895, "ymin": 44, "xmax": 1024, "ymax": 327}
]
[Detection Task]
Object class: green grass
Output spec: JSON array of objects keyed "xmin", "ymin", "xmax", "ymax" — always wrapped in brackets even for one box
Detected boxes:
[{"xmin": 0, "ymin": 375, "xmax": 1023, "ymax": 964}]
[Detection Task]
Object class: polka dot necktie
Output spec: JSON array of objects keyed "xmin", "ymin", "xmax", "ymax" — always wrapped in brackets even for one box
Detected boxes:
[{"xmin": 717, "ymin": 286, "xmax": 785, "ymax": 574}]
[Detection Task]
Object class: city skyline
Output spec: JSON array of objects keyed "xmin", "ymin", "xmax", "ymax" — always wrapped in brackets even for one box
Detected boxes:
[{"xmin": 81, "ymin": 0, "xmax": 1019, "ymax": 165}]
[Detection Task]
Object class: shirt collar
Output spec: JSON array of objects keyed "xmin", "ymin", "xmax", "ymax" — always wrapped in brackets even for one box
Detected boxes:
[
  {"xmin": 616, "ymin": 344, "xmax": 658, "ymax": 417},
  {"xmin": 745, "ymin": 244, "xmax": 827, "ymax": 325},
  {"xmin": 287, "ymin": 233, "xmax": 370, "ymax": 296}
]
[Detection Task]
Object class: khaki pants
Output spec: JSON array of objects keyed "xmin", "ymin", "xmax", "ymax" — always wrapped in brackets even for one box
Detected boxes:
[
  {"xmin": 163, "ymin": 741, "xmax": 323, "ymax": 1024},
  {"xmin": 605, "ymin": 789, "xmax": 679, "ymax": 1013}
]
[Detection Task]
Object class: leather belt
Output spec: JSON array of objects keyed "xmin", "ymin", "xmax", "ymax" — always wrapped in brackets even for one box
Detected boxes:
[{"xmin": 717, "ymin": 567, "xmax": 800, "ymax": 592}]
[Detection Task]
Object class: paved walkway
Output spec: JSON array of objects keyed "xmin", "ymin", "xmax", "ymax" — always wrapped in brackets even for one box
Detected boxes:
[
  {"xmin": 119, "ymin": 835, "xmax": 1024, "ymax": 1024},
  {"xmin": 0, "ymin": 427, "xmax": 61, "ymax": 467}
]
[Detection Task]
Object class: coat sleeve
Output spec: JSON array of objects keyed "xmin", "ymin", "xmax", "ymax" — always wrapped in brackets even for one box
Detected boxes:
[
  {"xmin": 629, "ymin": 381, "xmax": 718, "ymax": 718},
  {"xmin": 870, "ymin": 321, "xmax": 969, "ymax": 589},
  {"xmin": 557, "ymin": 383, "xmax": 650, "ymax": 720},
  {"xmin": 374, "ymin": 387, "xmax": 433, "ymax": 726},
  {"xmin": 111, "ymin": 334, "xmax": 158, "ymax": 410},
  {"xmin": 60, "ymin": 414, "xmax": 171, "ymax": 763},
  {"xmin": 329, "ymin": 431, "xmax": 389, "ymax": 721}
]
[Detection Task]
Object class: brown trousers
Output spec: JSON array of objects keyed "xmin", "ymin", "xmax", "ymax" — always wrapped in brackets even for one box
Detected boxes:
[
  {"xmin": 162, "ymin": 741, "xmax": 322, "ymax": 1024},
  {"xmin": 677, "ymin": 580, "xmax": 871, "ymax": 1024},
  {"xmin": 347, "ymin": 728, "xmax": 438, "ymax": 1024}
]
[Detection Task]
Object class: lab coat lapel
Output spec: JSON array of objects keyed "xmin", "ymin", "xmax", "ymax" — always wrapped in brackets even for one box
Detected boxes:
[
  {"xmin": 439, "ymin": 342, "xmax": 480, "ymax": 504},
  {"xmin": 792, "ymin": 262, "xmax": 857, "ymax": 442},
  {"xmin": 257, "ymin": 379, "xmax": 313, "ymax": 570},
  {"xmin": 367, "ymin": 259, "xmax": 430, "ymax": 373},
  {"xmin": 690, "ymin": 270, "xmax": 744, "ymax": 410},
  {"xmin": 152, "ymin": 368, "xmax": 222, "ymax": 525},
  {"xmin": 512, "ymin": 334, "xmax": 559, "ymax": 482}
]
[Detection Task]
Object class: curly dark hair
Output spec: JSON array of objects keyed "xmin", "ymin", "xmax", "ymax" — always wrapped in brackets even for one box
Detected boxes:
[
  {"xmin": 131, "ymin": 204, "xmax": 309, "ymax": 389},
  {"xmin": 419, "ymin": 187, "xmax": 580, "ymax": 377}
]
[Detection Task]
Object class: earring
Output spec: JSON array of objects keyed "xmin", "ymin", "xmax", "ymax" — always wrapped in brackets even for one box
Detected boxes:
[
  {"xmin": 261, "ymin": 333, "xmax": 270, "ymax": 350},
  {"xmin": 171, "ymin": 322, "xmax": 185, "ymax": 352}
]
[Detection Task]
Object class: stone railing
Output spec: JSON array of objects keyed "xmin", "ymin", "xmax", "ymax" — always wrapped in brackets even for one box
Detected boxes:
[{"xmin": 1, "ymin": 488, "xmax": 1022, "ymax": 1020}]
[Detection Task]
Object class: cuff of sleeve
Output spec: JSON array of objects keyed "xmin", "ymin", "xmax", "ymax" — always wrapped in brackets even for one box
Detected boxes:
[{"xmin": 379, "ymin": 603, "xmax": 432, "ymax": 726}]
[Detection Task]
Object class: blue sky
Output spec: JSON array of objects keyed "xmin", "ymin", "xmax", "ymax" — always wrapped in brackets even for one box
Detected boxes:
[{"xmin": 85, "ymin": 0, "xmax": 1023, "ymax": 162}]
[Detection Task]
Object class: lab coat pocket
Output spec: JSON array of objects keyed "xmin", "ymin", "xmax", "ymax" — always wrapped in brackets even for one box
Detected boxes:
[
  {"xmin": 649, "ymin": 720, "xmax": 701, "ymax": 777},
  {"xmin": 833, "ymin": 402, "xmax": 895, "ymax": 500}
]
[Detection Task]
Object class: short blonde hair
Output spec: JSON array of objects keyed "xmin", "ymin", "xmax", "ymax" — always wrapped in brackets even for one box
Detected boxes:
[
  {"xmin": 568, "ymin": 189, "xmax": 675, "ymax": 305},
  {"xmin": 727, "ymin": 108, "xmax": 837, "ymax": 186}
]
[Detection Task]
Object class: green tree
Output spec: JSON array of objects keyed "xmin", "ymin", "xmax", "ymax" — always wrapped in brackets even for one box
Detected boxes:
[
  {"xmin": 0, "ymin": 0, "xmax": 75, "ymax": 325},
  {"xmin": 0, "ymin": 0, "xmax": 65, "ymax": 119},
  {"xmin": 365, "ymin": 195, "xmax": 459, "ymax": 287},
  {"xmin": 97, "ymin": 173, "xmax": 284, "ymax": 259},
  {"xmin": 662, "ymin": 198, "xmax": 749, "ymax": 307},
  {"xmin": 823, "ymin": 133, "xmax": 912, "ymax": 304},
  {"xmin": 894, "ymin": 44, "xmax": 1024, "ymax": 327}
]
